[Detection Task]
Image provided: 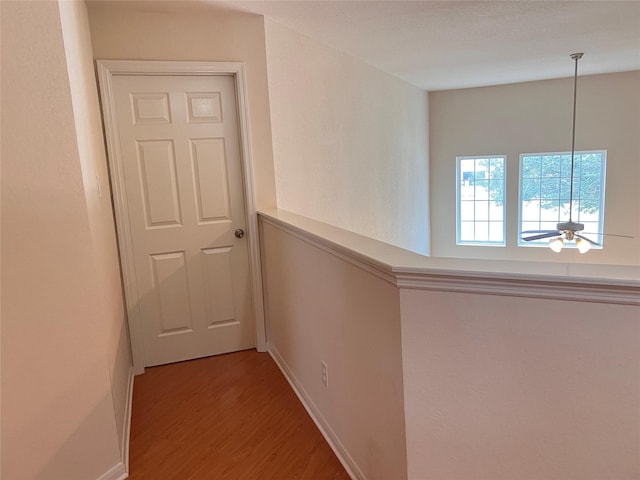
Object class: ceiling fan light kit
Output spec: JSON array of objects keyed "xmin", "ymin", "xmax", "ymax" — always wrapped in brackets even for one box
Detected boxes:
[
  {"xmin": 576, "ymin": 237, "xmax": 591, "ymax": 254},
  {"xmin": 549, "ymin": 237, "xmax": 564, "ymax": 253}
]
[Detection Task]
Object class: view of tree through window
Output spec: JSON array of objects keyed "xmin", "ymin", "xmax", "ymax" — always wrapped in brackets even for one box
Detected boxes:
[
  {"xmin": 519, "ymin": 151, "xmax": 606, "ymax": 246},
  {"xmin": 457, "ymin": 156, "xmax": 506, "ymax": 245}
]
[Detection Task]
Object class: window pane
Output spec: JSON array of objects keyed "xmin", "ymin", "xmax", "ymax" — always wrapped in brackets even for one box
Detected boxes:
[
  {"xmin": 460, "ymin": 182, "xmax": 474, "ymax": 200},
  {"xmin": 460, "ymin": 159, "xmax": 475, "ymax": 175},
  {"xmin": 522, "ymin": 156, "xmax": 541, "ymax": 178},
  {"xmin": 558, "ymin": 201, "xmax": 571, "ymax": 219},
  {"xmin": 522, "ymin": 221, "xmax": 540, "ymax": 232},
  {"xmin": 475, "ymin": 201, "xmax": 489, "ymax": 221},
  {"xmin": 475, "ymin": 164, "xmax": 488, "ymax": 180},
  {"xmin": 582, "ymin": 221, "xmax": 600, "ymax": 233},
  {"xmin": 522, "ymin": 198, "xmax": 541, "ymax": 218},
  {"xmin": 570, "ymin": 203, "xmax": 580, "ymax": 221},
  {"xmin": 489, "ymin": 222, "xmax": 504, "ymax": 241},
  {"xmin": 560, "ymin": 155, "xmax": 573, "ymax": 177},
  {"xmin": 519, "ymin": 150, "xmax": 606, "ymax": 249},
  {"xmin": 580, "ymin": 153, "xmax": 601, "ymax": 173},
  {"xmin": 578, "ymin": 213, "xmax": 600, "ymax": 224},
  {"xmin": 559, "ymin": 177, "xmax": 572, "ymax": 200},
  {"xmin": 460, "ymin": 200, "xmax": 475, "ymax": 221},
  {"xmin": 521, "ymin": 178, "xmax": 540, "ymax": 201},
  {"xmin": 460, "ymin": 221, "xmax": 474, "ymax": 241},
  {"xmin": 489, "ymin": 201, "xmax": 503, "ymax": 220},
  {"xmin": 457, "ymin": 156, "xmax": 506, "ymax": 245},
  {"xmin": 489, "ymin": 158, "xmax": 504, "ymax": 178},
  {"xmin": 542, "ymin": 156, "xmax": 560, "ymax": 177},
  {"xmin": 475, "ymin": 222, "xmax": 489, "ymax": 241},
  {"xmin": 475, "ymin": 180, "xmax": 489, "ymax": 200},
  {"xmin": 488, "ymin": 178, "xmax": 504, "ymax": 201},
  {"xmin": 540, "ymin": 177, "xmax": 559, "ymax": 199},
  {"xmin": 580, "ymin": 233, "xmax": 599, "ymax": 244},
  {"xmin": 540, "ymin": 221, "xmax": 558, "ymax": 230},
  {"xmin": 581, "ymin": 176, "xmax": 600, "ymax": 200},
  {"xmin": 580, "ymin": 223, "xmax": 600, "ymax": 244},
  {"xmin": 540, "ymin": 205, "xmax": 560, "ymax": 221}
]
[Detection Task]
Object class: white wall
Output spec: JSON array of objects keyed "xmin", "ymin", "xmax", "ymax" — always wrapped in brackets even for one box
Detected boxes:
[
  {"xmin": 87, "ymin": 1, "xmax": 277, "ymax": 211},
  {"xmin": 430, "ymin": 71, "xmax": 640, "ymax": 265},
  {"xmin": 1, "ymin": 1, "xmax": 124, "ymax": 478},
  {"xmin": 400, "ymin": 289, "xmax": 640, "ymax": 479},
  {"xmin": 58, "ymin": 0, "xmax": 133, "ymax": 458},
  {"xmin": 264, "ymin": 20, "xmax": 430, "ymax": 255},
  {"xmin": 260, "ymin": 220, "xmax": 407, "ymax": 479},
  {"xmin": 259, "ymin": 211, "xmax": 639, "ymax": 480}
]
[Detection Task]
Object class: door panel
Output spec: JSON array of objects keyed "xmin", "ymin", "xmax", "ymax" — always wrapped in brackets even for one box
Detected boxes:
[
  {"xmin": 202, "ymin": 246, "xmax": 236, "ymax": 326},
  {"xmin": 151, "ymin": 251, "xmax": 193, "ymax": 335},
  {"xmin": 137, "ymin": 140, "xmax": 182, "ymax": 227},
  {"xmin": 190, "ymin": 138, "xmax": 231, "ymax": 223},
  {"xmin": 111, "ymin": 74, "xmax": 254, "ymax": 366}
]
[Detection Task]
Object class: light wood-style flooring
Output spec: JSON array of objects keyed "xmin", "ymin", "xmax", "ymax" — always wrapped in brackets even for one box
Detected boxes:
[{"xmin": 128, "ymin": 349, "xmax": 350, "ymax": 480}]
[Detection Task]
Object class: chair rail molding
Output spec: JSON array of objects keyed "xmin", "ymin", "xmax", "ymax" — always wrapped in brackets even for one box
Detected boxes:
[{"xmin": 259, "ymin": 209, "xmax": 640, "ymax": 306}]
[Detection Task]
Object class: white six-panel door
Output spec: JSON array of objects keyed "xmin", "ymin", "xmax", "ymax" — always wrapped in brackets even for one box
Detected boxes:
[{"xmin": 110, "ymin": 74, "xmax": 254, "ymax": 366}]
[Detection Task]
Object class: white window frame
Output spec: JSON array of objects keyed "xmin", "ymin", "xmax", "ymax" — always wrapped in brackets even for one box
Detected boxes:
[
  {"xmin": 456, "ymin": 155, "xmax": 507, "ymax": 246},
  {"xmin": 517, "ymin": 150, "xmax": 607, "ymax": 249}
]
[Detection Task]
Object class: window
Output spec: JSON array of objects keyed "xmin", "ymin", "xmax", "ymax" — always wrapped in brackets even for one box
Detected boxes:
[
  {"xmin": 457, "ymin": 156, "xmax": 506, "ymax": 245},
  {"xmin": 518, "ymin": 151, "xmax": 606, "ymax": 247}
]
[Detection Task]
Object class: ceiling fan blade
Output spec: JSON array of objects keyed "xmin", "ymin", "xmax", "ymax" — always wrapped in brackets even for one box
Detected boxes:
[
  {"xmin": 581, "ymin": 232, "xmax": 635, "ymax": 238},
  {"xmin": 520, "ymin": 230, "xmax": 560, "ymax": 234},
  {"xmin": 575, "ymin": 234, "xmax": 601, "ymax": 247},
  {"xmin": 522, "ymin": 232, "xmax": 561, "ymax": 241}
]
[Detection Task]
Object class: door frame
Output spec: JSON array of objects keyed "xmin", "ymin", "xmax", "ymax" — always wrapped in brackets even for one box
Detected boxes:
[{"xmin": 97, "ymin": 60, "xmax": 266, "ymax": 375}]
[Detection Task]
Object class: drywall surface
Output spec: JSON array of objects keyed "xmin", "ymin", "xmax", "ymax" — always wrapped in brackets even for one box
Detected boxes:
[
  {"xmin": 430, "ymin": 71, "xmax": 640, "ymax": 264},
  {"xmin": 1, "ymin": 1, "xmax": 122, "ymax": 478},
  {"xmin": 260, "ymin": 209, "xmax": 639, "ymax": 479},
  {"xmin": 264, "ymin": 19, "xmax": 430, "ymax": 255},
  {"xmin": 58, "ymin": 0, "xmax": 132, "ymax": 457},
  {"xmin": 400, "ymin": 288, "xmax": 640, "ymax": 479},
  {"xmin": 260, "ymin": 220, "xmax": 407, "ymax": 479},
  {"xmin": 87, "ymin": 1, "xmax": 276, "ymax": 211}
]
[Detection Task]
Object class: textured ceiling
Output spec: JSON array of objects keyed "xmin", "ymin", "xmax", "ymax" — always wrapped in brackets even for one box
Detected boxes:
[{"xmin": 222, "ymin": 0, "xmax": 640, "ymax": 90}]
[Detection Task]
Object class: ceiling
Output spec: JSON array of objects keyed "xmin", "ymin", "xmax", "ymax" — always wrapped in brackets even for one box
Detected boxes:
[{"xmin": 220, "ymin": 0, "xmax": 640, "ymax": 90}]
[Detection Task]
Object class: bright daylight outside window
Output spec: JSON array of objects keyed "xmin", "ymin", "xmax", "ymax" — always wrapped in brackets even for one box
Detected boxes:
[
  {"xmin": 457, "ymin": 156, "xmax": 506, "ymax": 245},
  {"xmin": 519, "ymin": 151, "xmax": 606, "ymax": 248}
]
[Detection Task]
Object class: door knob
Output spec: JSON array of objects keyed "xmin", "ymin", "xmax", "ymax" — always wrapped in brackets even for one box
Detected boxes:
[{"xmin": 234, "ymin": 228, "xmax": 245, "ymax": 239}]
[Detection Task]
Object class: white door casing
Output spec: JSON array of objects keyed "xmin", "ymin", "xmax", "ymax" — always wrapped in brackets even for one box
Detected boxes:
[{"xmin": 98, "ymin": 61, "xmax": 266, "ymax": 374}]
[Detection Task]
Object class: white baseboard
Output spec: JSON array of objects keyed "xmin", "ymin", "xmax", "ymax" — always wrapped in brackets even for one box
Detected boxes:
[
  {"xmin": 267, "ymin": 344, "xmax": 365, "ymax": 480},
  {"xmin": 96, "ymin": 462, "xmax": 127, "ymax": 480},
  {"xmin": 122, "ymin": 366, "xmax": 134, "ymax": 473},
  {"xmin": 96, "ymin": 367, "xmax": 134, "ymax": 480}
]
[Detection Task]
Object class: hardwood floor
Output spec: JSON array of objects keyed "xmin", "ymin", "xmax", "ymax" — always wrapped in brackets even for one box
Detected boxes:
[{"xmin": 128, "ymin": 349, "xmax": 351, "ymax": 480}]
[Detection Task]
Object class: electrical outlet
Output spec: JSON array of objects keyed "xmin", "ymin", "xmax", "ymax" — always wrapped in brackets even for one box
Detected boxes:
[{"xmin": 321, "ymin": 361, "xmax": 329, "ymax": 389}]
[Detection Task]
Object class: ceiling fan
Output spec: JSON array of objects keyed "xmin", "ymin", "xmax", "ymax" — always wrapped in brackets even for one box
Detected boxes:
[{"xmin": 520, "ymin": 53, "xmax": 632, "ymax": 253}]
